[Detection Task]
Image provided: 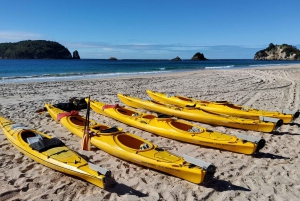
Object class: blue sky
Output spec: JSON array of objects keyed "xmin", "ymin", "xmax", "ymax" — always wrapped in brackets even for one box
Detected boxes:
[{"xmin": 1, "ymin": 0, "xmax": 300, "ymax": 59}]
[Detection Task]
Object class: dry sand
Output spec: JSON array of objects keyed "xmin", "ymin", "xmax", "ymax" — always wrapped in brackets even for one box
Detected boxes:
[{"xmin": 1, "ymin": 65, "xmax": 300, "ymax": 201}]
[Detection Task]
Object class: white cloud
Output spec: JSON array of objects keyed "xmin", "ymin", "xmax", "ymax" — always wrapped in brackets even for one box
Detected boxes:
[
  {"xmin": 102, "ymin": 47, "xmax": 113, "ymax": 51},
  {"xmin": 60, "ymin": 41, "xmax": 263, "ymax": 59},
  {"xmin": 0, "ymin": 31, "xmax": 42, "ymax": 42}
]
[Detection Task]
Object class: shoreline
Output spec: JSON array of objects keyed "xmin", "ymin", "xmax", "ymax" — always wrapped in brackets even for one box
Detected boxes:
[
  {"xmin": 1, "ymin": 64, "xmax": 300, "ymax": 200},
  {"xmin": 1, "ymin": 63, "xmax": 300, "ymax": 85}
]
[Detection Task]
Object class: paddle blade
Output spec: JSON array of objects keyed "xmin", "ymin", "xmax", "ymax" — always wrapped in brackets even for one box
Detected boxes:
[{"xmin": 81, "ymin": 129, "xmax": 91, "ymax": 151}]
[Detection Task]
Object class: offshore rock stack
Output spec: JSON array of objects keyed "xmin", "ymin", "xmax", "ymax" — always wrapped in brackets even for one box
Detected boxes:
[
  {"xmin": 72, "ymin": 50, "xmax": 80, "ymax": 59},
  {"xmin": 191, "ymin": 52, "xmax": 207, "ymax": 60}
]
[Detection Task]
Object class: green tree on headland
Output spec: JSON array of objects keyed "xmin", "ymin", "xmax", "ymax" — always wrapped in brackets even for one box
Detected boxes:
[
  {"xmin": 254, "ymin": 43, "xmax": 300, "ymax": 60},
  {"xmin": 0, "ymin": 40, "xmax": 72, "ymax": 59}
]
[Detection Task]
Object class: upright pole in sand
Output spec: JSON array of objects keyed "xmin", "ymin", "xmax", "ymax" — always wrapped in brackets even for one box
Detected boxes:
[{"xmin": 81, "ymin": 96, "xmax": 91, "ymax": 151}]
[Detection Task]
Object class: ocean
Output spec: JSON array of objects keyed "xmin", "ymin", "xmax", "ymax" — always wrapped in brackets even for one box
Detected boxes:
[{"xmin": 1, "ymin": 59, "xmax": 300, "ymax": 84}]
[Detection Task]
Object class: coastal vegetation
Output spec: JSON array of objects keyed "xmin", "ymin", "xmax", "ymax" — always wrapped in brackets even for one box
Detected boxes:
[
  {"xmin": 0, "ymin": 40, "xmax": 74, "ymax": 59},
  {"xmin": 254, "ymin": 43, "xmax": 300, "ymax": 60}
]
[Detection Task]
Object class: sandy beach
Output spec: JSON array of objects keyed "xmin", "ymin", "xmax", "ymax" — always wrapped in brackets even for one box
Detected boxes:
[{"xmin": 1, "ymin": 64, "xmax": 300, "ymax": 201}]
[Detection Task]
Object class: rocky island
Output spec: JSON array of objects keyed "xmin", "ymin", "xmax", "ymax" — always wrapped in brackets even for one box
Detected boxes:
[
  {"xmin": 0, "ymin": 40, "xmax": 79, "ymax": 59},
  {"xmin": 191, "ymin": 52, "xmax": 207, "ymax": 60},
  {"xmin": 254, "ymin": 43, "xmax": 300, "ymax": 60},
  {"xmin": 171, "ymin": 56, "xmax": 182, "ymax": 61},
  {"xmin": 72, "ymin": 50, "xmax": 80, "ymax": 59}
]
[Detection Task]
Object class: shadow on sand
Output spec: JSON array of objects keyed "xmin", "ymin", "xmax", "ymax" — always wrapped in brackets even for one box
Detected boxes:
[
  {"xmin": 271, "ymin": 131, "xmax": 300, "ymax": 135},
  {"xmin": 105, "ymin": 181, "xmax": 148, "ymax": 198},
  {"xmin": 252, "ymin": 152, "xmax": 290, "ymax": 159},
  {"xmin": 289, "ymin": 122, "xmax": 300, "ymax": 127},
  {"xmin": 203, "ymin": 178, "xmax": 251, "ymax": 192}
]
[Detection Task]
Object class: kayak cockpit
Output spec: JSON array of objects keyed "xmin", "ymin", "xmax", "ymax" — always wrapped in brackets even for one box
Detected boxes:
[
  {"xmin": 169, "ymin": 121, "xmax": 203, "ymax": 133},
  {"xmin": 141, "ymin": 115, "xmax": 156, "ymax": 120},
  {"xmin": 226, "ymin": 104, "xmax": 244, "ymax": 110},
  {"xmin": 20, "ymin": 131, "xmax": 65, "ymax": 152},
  {"xmin": 150, "ymin": 100, "xmax": 165, "ymax": 106},
  {"xmin": 116, "ymin": 108, "xmax": 157, "ymax": 120},
  {"xmin": 21, "ymin": 131, "xmax": 40, "ymax": 143},
  {"xmin": 117, "ymin": 108, "xmax": 140, "ymax": 117},
  {"xmin": 176, "ymin": 96, "xmax": 193, "ymax": 102},
  {"xmin": 115, "ymin": 134, "xmax": 153, "ymax": 151},
  {"xmin": 69, "ymin": 116, "xmax": 90, "ymax": 126}
]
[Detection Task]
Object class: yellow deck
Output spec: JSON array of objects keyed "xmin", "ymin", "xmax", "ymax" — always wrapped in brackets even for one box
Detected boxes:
[
  {"xmin": 117, "ymin": 93, "xmax": 282, "ymax": 133},
  {"xmin": 0, "ymin": 115, "xmax": 108, "ymax": 188},
  {"xmin": 146, "ymin": 90, "xmax": 297, "ymax": 123},
  {"xmin": 45, "ymin": 103, "xmax": 216, "ymax": 184},
  {"xmin": 88, "ymin": 98, "xmax": 266, "ymax": 154}
]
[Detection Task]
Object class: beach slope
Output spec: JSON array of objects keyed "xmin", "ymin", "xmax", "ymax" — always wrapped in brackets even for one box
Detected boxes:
[{"xmin": 0, "ymin": 65, "xmax": 300, "ymax": 200}]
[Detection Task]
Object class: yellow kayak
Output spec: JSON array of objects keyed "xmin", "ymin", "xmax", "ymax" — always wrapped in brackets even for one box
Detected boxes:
[
  {"xmin": 146, "ymin": 90, "xmax": 299, "ymax": 124},
  {"xmin": 45, "ymin": 103, "xmax": 216, "ymax": 184},
  {"xmin": 118, "ymin": 94, "xmax": 283, "ymax": 133},
  {"xmin": 88, "ymin": 98, "xmax": 266, "ymax": 155},
  {"xmin": 0, "ymin": 115, "xmax": 111, "ymax": 189}
]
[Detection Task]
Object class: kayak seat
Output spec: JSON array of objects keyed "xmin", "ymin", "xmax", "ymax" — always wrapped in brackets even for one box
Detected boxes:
[
  {"xmin": 117, "ymin": 134, "xmax": 144, "ymax": 150},
  {"xmin": 30, "ymin": 137, "xmax": 65, "ymax": 152},
  {"xmin": 27, "ymin": 135, "xmax": 43, "ymax": 145}
]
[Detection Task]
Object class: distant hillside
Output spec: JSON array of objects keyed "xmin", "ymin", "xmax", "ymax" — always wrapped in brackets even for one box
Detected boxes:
[
  {"xmin": 0, "ymin": 40, "xmax": 72, "ymax": 59},
  {"xmin": 254, "ymin": 43, "xmax": 300, "ymax": 60}
]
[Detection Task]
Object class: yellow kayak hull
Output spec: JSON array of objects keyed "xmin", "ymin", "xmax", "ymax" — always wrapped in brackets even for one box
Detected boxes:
[
  {"xmin": 146, "ymin": 90, "xmax": 299, "ymax": 124},
  {"xmin": 88, "ymin": 99, "xmax": 265, "ymax": 155},
  {"xmin": 0, "ymin": 115, "xmax": 109, "ymax": 188},
  {"xmin": 45, "ymin": 103, "xmax": 216, "ymax": 184},
  {"xmin": 118, "ymin": 94, "xmax": 282, "ymax": 133}
]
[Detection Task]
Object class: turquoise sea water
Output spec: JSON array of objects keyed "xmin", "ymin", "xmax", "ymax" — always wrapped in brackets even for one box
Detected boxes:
[{"xmin": 1, "ymin": 59, "xmax": 300, "ymax": 84}]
